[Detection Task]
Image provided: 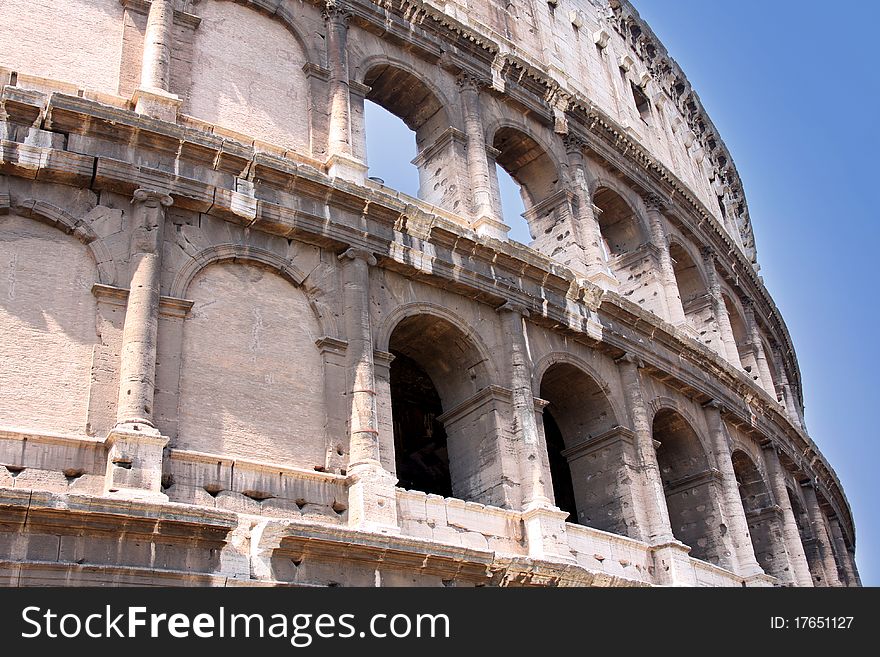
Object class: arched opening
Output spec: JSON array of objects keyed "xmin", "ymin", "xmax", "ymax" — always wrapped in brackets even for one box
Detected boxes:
[
  {"xmin": 389, "ymin": 352, "xmax": 451, "ymax": 497},
  {"xmin": 653, "ymin": 408, "xmax": 726, "ymax": 565},
  {"xmin": 361, "ymin": 64, "xmax": 458, "ymax": 211},
  {"xmin": 492, "ymin": 127, "xmax": 559, "ymax": 247},
  {"xmin": 732, "ymin": 450, "xmax": 789, "ymax": 580},
  {"xmin": 496, "ymin": 164, "xmax": 530, "ymax": 244},
  {"xmin": 762, "ymin": 338, "xmax": 781, "ymax": 401},
  {"xmin": 388, "ymin": 313, "xmax": 502, "ymax": 505},
  {"xmin": 669, "ymin": 243, "xmax": 714, "ymax": 339},
  {"xmin": 593, "ymin": 187, "xmax": 646, "ymax": 259},
  {"xmin": 364, "ymin": 101, "xmax": 418, "ymax": 197},
  {"xmin": 787, "ymin": 485, "xmax": 824, "ymax": 586},
  {"xmin": 723, "ymin": 294, "xmax": 752, "ymax": 373},
  {"xmin": 538, "ymin": 363, "xmax": 625, "ymax": 533}
]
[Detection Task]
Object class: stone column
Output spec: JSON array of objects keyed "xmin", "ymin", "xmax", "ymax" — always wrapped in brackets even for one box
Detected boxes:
[
  {"xmin": 563, "ymin": 135, "xmax": 615, "ymax": 287},
  {"xmin": 616, "ymin": 354, "xmax": 674, "ymax": 545},
  {"xmin": 643, "ymin": 194, "xmax": 686, "ymax": 326},
  {"xmin": 702, "ymin": 247, "xmax": 741, "ymax": 365},
  {"xmin": 133, "ymin": 0, "xmax": 181, "ymax": 121},
  {"xmin": 761, "ymin": 443, "xmax": 813, "ymax": 586},
  {"xmin": 770, "ymin": 342, "xmax": 803, "ymax": 429},
  {"xmin": 458, "ymin": 73, "xmax": 507, "ymax": 240},
  {"xmin": 498, "ymin": 302, "xmax": 572, "ymax": 562},
  {"xmin": 497, "ymin": 303, "xmax": 552, "ymax": 509},
  {"xmin": 703, "ymin": 401, "xmax": 764, "ymax": 578},
  {"xmin": 324, "ymin": 2, "xmax": 366, "ymax": 182},
  {"xmin": 338, "ymin": 248, "xmax": 398, "ymax": 533},
  {"xmin": 742, "ymin": 298, "xmax": 776, "ymax": 396},
  {"xmin": 828, "ymin": 517, "xmax": 858, "ymax": 586},
  {"xmin": 800, "ymin": 481, "xmax": 843, "ymax": 586},
  {"xmin": 104, "ymin": 189, "xmax": 173, "ymax": 500}
]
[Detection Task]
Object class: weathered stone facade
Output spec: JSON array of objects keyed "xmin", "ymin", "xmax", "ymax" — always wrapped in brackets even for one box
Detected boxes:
[{"xmin": 0, "ymin": 0, "xmax": 858, "ymax": 586}]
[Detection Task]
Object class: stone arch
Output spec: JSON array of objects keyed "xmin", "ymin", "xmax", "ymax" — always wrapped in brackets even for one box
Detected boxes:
[
  {"xmin": 491, "ymin": 124, "xmax": 560, "ymax": 209},
  {"xmin": 214, "ymin": 0, "xmax": 318, "ymax": 65},
  {"xmin": 531, "ymin": 351, "xmax": 625, "ymax": 421},
  {"xmin": 651, "ymin": 405, "xmax": 728, "ymax": 565},
  {"xmin": 722, "ymin": 293, "xmax": 756, "ymax": 375},
  {"xmin": 537, "ymin": 359, "xmax": 631, "ymax": 534},
  {"xmin": 376, "ymin": 302, "xmax": 498, "ymax": 385},
  {"xmin": 732, "ymin": 449, "xmax": 790, "ymax": 581},
  {"xmin": 14, "ymin": 200, "xmax": 115, "ymax": 285},
  {"xmin": 668, "ymin": 238, "xmax": 712, "ymax": 333},
  {"xmin": 171, "ymin": 244, "xmax": 308, "ymax": 296},
  {"xmin": 175, "ymin": 259, "xmax": 327, "ymax": 469},
  {"xmin": 357, "ymin": 59, "xmax": 460, "ymax": 209},
  {"xmin": 187, "ymin": 0, "xmax": 313, "ymax": 151},
  {"xmin": 591, "ymin": 185, "xmax": 648, "ymax": 258},
  {"xmin": 384, "ymin": 306, "xmax": 504, "ymax": 505},
  {"xmin": 0, "ymin": 208, "xmax": 102, "ymax": 434}
]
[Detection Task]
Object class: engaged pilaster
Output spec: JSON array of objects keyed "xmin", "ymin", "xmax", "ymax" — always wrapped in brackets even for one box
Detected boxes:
[
  {"xmin": 562, "ymin": 135, "xmax": 616, "ymax": 287},
  {"xmin": 643, "ymin": 194, "xmax": 686, "ymax": 326},
  {"xmin": 104, "ymin": 189, "xmax": 173, "ymax": 501},
  {"xmin": 828, "ymin": 516, "xmax": 858, "ymax": 586},
  {"xmin": 761, "ymin": 442, "xmax": 813, "ymax": 586},
  {"xmin": 339, "ymin": 248, "xmax": 398, "ymax": 533},
  {"xmin": 324, "ymin": 2, "xmax": 367, "ymax": 182},
  {"xmin": 703, "ymin": 401, "xmax": 766, "ymax": 579},
  {"xmin": 742, "ymin": 298, "xmax": 776, "ymax": 397},
  {"xmin": 615, "ymin": 353, "xmax": 675, "ymax": 546},
  {"xmin": 498, "ymin": 302, "xmax": 572, "ymax": 562},
  {"xmin": 133, "ymin": 0, "xmax": 181, "ymax": 121},
  {"xmin": 800, "ymin": 480, "xmax": 843, "ymax": 586},
  {"xmin": 459, "ymin": 73, "xmax": 508, "ymax": 240},
  {"xmin": 702, "ymin": 247, "xmax": 741, "ymax": 365}
]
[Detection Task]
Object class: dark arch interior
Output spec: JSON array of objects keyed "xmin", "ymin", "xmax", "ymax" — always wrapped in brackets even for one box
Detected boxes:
[
  {"xmin": 593, "ymin": 187, "xmax": 645, "ymax": 257},
  {"xmin": 542, "ymin": 409, "xmax": 578, "ymax": 522},
  {"xmin": 388, "ymin": 314, "xmax": 491, "ymax": 501},
  {"xmin": 493, "ymin": 126, "xmax": 558, "ymax": 206},
  {"xmin": 539, "ymin": 362, "xmax": 618, "ymax": 529},
  {"xmin": 653, "ymin": 408, "xmax": 720, "ymax": 564},
  {"xmin": 732, "ymin": 450, "xmax": 785, "ymax": 578},
  {"xmin": 389, "ymin": 351, "xmax": 451, "ymax": 497},
  {"xmin": 669, "ymin": 243, "xmax": 707, "ymax": 308},
  {"xmin": 363, "ymin": 64, "xmax": 449, "ymax": 148}
]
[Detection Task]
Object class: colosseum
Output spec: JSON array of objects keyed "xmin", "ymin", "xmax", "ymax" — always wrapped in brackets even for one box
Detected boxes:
[{"xmin": 0, "ymin": 0, "xmax": 860, "ymax": 587}]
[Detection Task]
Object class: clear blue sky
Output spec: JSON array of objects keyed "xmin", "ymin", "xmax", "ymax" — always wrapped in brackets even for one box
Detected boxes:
[{"xmin": 365, "ymin": 0, "xmax": 879, "ymax": 585}]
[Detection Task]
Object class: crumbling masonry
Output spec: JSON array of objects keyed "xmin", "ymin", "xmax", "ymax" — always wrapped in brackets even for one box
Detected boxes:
[{"xmin": 0, "ymin": 0, "xmax": 859, "ymax": 586}]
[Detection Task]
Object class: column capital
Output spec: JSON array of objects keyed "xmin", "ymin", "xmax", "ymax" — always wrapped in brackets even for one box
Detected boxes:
[
  {"xmin": 496, "ymin": 300, "xmax": 531, "ymax": 318},
  {"xmin": 643, "ymin": 192, "xmax": 666, "ymax": 212},
  {"xmin": 701, "ymin": 399, "xmax": 726, "ymax": 414},
  {"xmin": 323, "ymin": 0, "xmax": 351, "ymax": 25},
  {"xmin": 456, "ymin": 71, "xmax": 489, "ymax": 92},
  {"xmin": 133, "ymin": 189, "xmax": 173, "ymax": 208},
  {"xmin": 614, "ymin": 352, "xmax": 644, "ymax": 368},
  {"xmin": 740, "ymin": 295, "xmax": 756, "ymax": 311},
  {"xmin": 563, "ymin": 133, "xmax": 588, "ymax": 157},
  {"xmin": 700, "ymin": 245, "xmax": 717, "ymax": 262},
  {"xmin": 338, "ymin": 247, "xmax": 377, "ymax": 266}
]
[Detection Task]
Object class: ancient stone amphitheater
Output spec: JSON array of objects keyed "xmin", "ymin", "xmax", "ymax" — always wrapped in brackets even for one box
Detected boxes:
[{"xmin": 0, "ymin": 0, "xmax": 859, "ymax": 587}]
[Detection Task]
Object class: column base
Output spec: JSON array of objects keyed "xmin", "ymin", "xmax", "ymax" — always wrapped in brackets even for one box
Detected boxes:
[
  {"xmin": 585, "ymin": 270, "xmax": 618, "ymax": 291},
  {"xmin": 326, "ymin": 153, "xmax": 369, "ymax": 185},
  {"xmin": 472, "ymin": 215, "xmax": 511, "ymax": 242},
  {"xmin": 521, "ymin": 503, "xmax": 576, "ymax": 564},
  {"xmin": 346, "ymin": 464, "xmax": 400, "ymax": 535},
  {"xmin": 743, "ymin": 572, "xmax": 778, "ymax": 587},
  {"xmin": 132, "ymin": 87, "xmax": 181, "ymax": 123},
  {"xmin": 650, "ymin": 540, "xmax": 696, "ymax": 586},
  {"xmin": 104, "ymin": 424, "xmax": 169, "ymax": 501}
]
